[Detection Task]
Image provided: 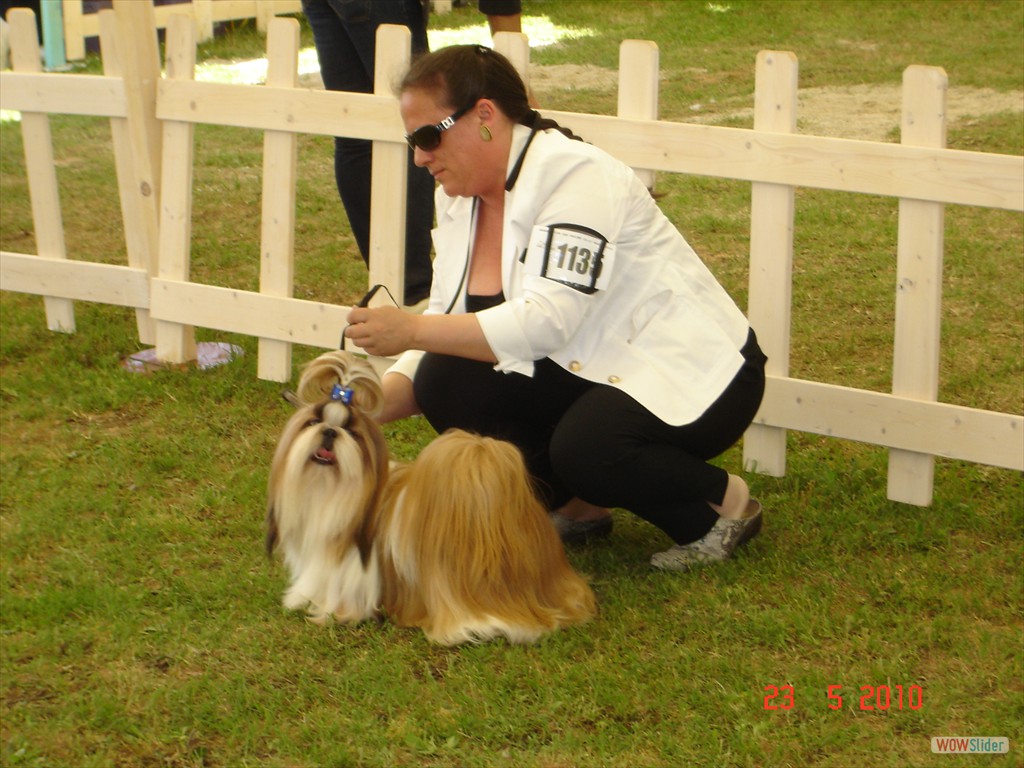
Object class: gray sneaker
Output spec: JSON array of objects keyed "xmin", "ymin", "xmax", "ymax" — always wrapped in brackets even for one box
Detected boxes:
[{"xmin": 650, "ymin": 500, "xmax": 763, "ymax": 571}]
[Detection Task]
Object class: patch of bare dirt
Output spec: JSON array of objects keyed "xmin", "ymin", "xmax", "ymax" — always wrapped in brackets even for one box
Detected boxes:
[
  {"xmin": 528, "ymin": 63, "xmax": 1023, "ymax": 142},
  {"xmin": 529, "ymin": 63, "xmax": 619, "ymax": 92},
  {"xmin": 702, "ymin": 83, "xmax": 1024, "ymax": 141}
]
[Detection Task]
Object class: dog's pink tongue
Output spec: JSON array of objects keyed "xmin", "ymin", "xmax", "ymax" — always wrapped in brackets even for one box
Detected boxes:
[{"xmin": 316, "ymin": 447, "xmax": 335, "ymax": 462}]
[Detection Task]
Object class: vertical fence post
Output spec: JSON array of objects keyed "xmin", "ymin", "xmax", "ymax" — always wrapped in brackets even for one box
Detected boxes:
[
  {"xmin": 367, "ymin": 24, "xmax": 411, "ymax": 304},
  {"xmin": 493, "ymin": 31, "xmax": 529, "ymax": 82},
  {"xmin": 743, "ymin": 50, "xmax": 798, "ymax": 477},
  {"xmin": 61, "ymin": 0, "xmax": 85, "ymax": 62},
  {"xmin": 113, "ymin": 0, "xmax": 162, "ymax": 345},
  {"xmin": 193, "ymin": 0, "xmax": 214, "ymax": 43},
  {"xmin": 616, "ymin": 39, "xmax": 658, "ymax": 190},
  {"xmin": 256, "ymin": 0, "xmax": 274, "ymax": 33},
  {"xmin": 257, "ymin": 17, "xmax": 300, "ymax": 382},
  {"xmin": 888, "ymin": 65, "xmax": 948, "ymax": 505},
  {"xmin": 9, "ymin": 8, "xmax": 76, "ymax": 333},
  {"xmin": 154, "ymin": 13, "xmax": 198, "ymax": 364},
  {"xmin": 97, "ymin": 10, "xmax": 156, "ymax": 344}
]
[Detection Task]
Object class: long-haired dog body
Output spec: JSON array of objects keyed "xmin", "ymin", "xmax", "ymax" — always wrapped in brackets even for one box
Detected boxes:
[
  {"xmin": 377, "ymin": 430, "xmax": 597, "ymax": 645},
  {"xmin": 265, "ymin": 351, "xmax": 389, "ymax": 624},
  {"xmin": 267, "ymin": 351, "xmax": 596, "ymax": 644}
]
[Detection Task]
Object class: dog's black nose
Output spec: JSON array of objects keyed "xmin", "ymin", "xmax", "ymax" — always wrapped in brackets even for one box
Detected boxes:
[{"xmin": 322, "ymin": 428, "xmax": 337, "ymax": 447}]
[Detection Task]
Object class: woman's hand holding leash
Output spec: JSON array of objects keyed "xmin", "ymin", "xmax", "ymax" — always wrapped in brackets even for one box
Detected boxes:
[{"xmin": 344, "ymin": 306, "xmax": 417, "ymax": 357}]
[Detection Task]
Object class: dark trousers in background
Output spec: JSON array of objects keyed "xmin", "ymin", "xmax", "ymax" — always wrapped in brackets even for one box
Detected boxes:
[{"xmin": 302, "ymin": 0, "xmax": 435, "ymax": 305}]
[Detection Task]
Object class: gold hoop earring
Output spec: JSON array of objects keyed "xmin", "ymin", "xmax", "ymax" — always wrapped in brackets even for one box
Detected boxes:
[{"xmin": 479, "ymin": 125, "xmax": 492, "ymax": 142}]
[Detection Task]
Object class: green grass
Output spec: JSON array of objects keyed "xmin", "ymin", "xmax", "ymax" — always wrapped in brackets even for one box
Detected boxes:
[{"xmin": 2, "ymin": 2, "xmax": 1022, "ymax": 766}]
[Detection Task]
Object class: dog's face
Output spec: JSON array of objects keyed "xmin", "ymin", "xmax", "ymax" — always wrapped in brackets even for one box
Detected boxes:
[
  {"xmin": 266, "ymin": 352, "xmax": 389, "ymax": 568},
  {"xmin": 274, "ymin": 394, "xmax": 374, "ymax": 486}
]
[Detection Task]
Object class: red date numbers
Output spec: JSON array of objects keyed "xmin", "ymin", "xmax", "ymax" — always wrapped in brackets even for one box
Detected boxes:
[
  {"xmin": 763, "ymin": 684, "xmax": 795, "ymax": 710},
  {"xmin": 764, "ymin": 684, "xmax": 923, "ymax": 711}
]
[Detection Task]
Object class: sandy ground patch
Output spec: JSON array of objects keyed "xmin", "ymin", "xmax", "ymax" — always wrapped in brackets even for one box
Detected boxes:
[
  {"xmin": 698, "ymin": 82, "xmax": 1024, "ymax": 141},
  {"xmin": 299, "ymin": 61, "xmax": 1021, "ymax": 143},
  {"xmin": 528, "ymin": 63, "xmax": 1023, "ymax": 141}
]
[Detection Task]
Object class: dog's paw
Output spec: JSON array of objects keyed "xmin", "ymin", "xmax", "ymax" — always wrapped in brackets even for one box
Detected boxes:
[{"xmin": 282, "ymin": 586, "xmax": 312, "ymax": 612}]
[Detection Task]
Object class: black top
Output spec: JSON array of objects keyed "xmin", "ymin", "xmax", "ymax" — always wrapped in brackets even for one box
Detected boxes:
[{"xmin": 465, "ymin": 292, "xmax": 505, "ymax": 313}]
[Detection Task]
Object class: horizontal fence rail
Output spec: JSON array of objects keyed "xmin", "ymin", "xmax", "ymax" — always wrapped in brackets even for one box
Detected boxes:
[
  {"xmin": 0, "ymin": 72, "xmax": 128, "ymax": 116},
  {"xmin": 60, "ymin": 0, "xmax": 302, "ymax": 61},
  {"xmin": 542, "ymin": 111, "xmax": 1023, "ymax": 211},
  {"xmin": 150, "ymin": 83, "xmax": 1024, "ymax": 211},
  {"xmin": 1, "ymin": 4, "xmax": 1021, "ymax": 506}
]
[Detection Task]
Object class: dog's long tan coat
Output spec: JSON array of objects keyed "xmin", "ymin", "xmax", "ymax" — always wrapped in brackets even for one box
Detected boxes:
[{"xmin": 267, "ymin": 351, "xmax": 596, "ymax": 644}]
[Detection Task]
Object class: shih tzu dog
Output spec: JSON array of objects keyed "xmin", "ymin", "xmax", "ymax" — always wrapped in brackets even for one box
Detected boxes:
[
  {"xmin": 266, "ymin": 350, "xmax": 597, "ymax": 644},
  {"xmin": 265, "ymin": 351, "xmax": 389, "ymax": 624},
  {"xmin": 377, "ymin": 429, "xmax": 597, "ymax": 645}
]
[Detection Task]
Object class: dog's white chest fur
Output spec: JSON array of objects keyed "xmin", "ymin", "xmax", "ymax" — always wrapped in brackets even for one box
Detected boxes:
[{"xmin": 273, "ymin": 465, "xmax": 381, "ymax": 624}]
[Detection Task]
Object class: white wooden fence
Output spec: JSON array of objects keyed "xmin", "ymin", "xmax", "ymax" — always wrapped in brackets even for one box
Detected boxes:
[
  {"xmin": 60, "ymin": 0, "xmax": 302, "ymax": 61},
  {"xmin": 1, "ymin": 2, "xmax": 1021, "ymax": 506}
]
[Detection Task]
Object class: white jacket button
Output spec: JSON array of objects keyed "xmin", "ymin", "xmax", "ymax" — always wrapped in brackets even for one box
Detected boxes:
[
  {"xmin": 568, "ymin": 360, "xmax": 582, "ymax": 372},
  {"xmin": 607, "ymin": 375, "xmax": 621, "ymax": 384}
]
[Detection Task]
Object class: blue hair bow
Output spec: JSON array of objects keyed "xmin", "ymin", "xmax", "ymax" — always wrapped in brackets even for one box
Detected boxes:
[{"xmin": 330, "ymin": 384, "xmax": 354, "ymax": 405}]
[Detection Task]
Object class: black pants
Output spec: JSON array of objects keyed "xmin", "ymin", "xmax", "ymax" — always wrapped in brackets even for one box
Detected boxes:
[
  {"xmin": 413, "ymin": 331, "xmax": 767, "ymax": 544},
  {"xmin": 302, "ymin": 0, "xmax": 434, "ymax": 304}
]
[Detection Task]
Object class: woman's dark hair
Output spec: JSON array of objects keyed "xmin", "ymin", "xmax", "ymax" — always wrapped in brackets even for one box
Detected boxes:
[{"xmin": 400, "ymin": 45, "xmax": 583, "ymax": 141}]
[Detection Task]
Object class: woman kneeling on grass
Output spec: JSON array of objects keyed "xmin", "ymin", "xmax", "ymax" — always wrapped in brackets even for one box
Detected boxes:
[{"xmin": 344, "ymin": 44, "xmax": 767, "ymax": 571}]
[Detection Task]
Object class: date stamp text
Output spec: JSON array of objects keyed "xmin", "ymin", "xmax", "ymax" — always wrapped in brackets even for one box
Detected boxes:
[{"xmin": 763, "ymin": 684, "xmax": 924, "ymax": 711}]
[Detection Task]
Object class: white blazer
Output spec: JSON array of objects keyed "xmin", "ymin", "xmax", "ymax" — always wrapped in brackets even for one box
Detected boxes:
[{"xmin": 388, "ymin": 124, "xmax": 752, "ymax": 426}]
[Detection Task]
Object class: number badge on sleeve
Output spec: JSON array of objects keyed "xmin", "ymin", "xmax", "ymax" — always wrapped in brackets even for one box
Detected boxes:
[{"xmin": 525, "ymin": 223, "xmax": 616, "ymax": 294}]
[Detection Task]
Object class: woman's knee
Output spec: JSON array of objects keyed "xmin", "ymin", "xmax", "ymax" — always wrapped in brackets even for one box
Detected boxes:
[{"xmin": 549, "ymin": 416, "xmax": 634, "ymax": 502}]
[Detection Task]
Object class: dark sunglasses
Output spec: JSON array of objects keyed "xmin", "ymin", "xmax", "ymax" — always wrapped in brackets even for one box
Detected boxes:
[{"xmin": 405, "ymin": 103, "xmax": 473, "ymax": 151}]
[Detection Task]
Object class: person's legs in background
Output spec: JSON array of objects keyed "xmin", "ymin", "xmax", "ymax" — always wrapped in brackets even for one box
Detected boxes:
[{"xmin": 302, "ymin": 0, "xmax": 433, "ymax": 305}]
